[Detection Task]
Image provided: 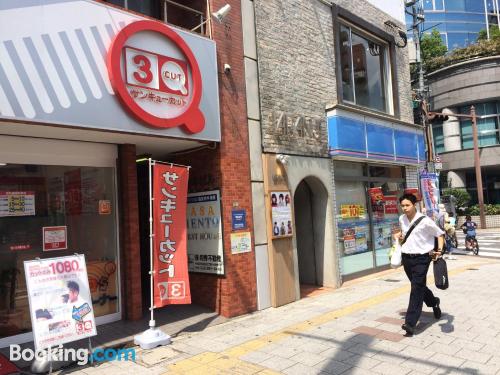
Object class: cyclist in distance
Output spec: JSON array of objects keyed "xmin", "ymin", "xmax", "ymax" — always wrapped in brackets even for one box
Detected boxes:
[{"xmin": 461, "ymin": 215, "xmax": 478, "ymax": 252}]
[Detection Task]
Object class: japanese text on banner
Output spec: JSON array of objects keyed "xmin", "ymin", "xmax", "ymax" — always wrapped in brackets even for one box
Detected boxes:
[{"xmin": 153, "ymin": 164, "xmax": 191, "ymax": 307}]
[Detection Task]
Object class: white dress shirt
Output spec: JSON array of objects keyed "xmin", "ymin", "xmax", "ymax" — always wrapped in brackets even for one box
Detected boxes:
[{"xmin": 399, "ymin": 212, "xmax": 444, "ymax": 254}]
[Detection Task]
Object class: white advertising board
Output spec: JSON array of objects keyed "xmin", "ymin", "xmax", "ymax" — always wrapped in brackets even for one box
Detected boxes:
[
  {"xmin": 24, "ymin": 254, "xmax": 97, "ymax": 350},
  {"xmin": 186, "ymin": 190, "xmax": 224, "ymax": 275}
]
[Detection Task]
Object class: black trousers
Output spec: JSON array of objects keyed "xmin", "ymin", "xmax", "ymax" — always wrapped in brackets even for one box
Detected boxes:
[{"xmin": 402, "ymin": 253, "xmax": 438, "ymax": 327}]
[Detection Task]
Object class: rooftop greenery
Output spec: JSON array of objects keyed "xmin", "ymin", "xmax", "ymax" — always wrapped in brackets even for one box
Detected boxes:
[{"xmin": 423, "ymin": 26, "xmax": 500, "ymax": 73}]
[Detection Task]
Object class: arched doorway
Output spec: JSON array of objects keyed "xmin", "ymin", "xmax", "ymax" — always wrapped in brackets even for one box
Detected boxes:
[{"xmin": 294, "ymin": 177, "xmax": 328, "ymax": 287}]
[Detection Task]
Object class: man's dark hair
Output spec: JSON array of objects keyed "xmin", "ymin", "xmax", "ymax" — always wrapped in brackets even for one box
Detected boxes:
[
  {"xmin": 466, "ymin": 215, "xmax": 472, "ymax": 221},
  {"xmin": 399, "ymin": 193, "xmax": 417, "ymax": 204},
  {"xmin": 67, "ymin": 281, "xmax": 80, "ymax": 293}
]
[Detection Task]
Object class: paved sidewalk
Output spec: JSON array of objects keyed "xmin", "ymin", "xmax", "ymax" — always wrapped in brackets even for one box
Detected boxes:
[{"xmin": 65, "ymin": 256, "xmax": 500, "ymax": 375}]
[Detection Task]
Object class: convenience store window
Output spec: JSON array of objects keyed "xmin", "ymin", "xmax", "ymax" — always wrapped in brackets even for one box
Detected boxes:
[
  {"xmin": 0, "ymin": 164, "xmax": 119, "ymax": 341},
  {"xmin": 335, "ymin": 162, "xmax": 405, "ymax": 278}
]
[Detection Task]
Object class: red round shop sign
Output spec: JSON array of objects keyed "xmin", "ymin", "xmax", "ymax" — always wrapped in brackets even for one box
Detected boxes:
[{"xmin": 107, "ymin": 20, "xmax": 205, "ymax": 133}]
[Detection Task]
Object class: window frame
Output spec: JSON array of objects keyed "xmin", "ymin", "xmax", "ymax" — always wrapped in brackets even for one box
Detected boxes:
[{"xmin": 332, "ymin": 5, "xmax": 399, "ymax": 118}]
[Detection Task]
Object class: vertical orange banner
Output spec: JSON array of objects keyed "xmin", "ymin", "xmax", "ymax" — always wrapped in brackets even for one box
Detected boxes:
[{"xmin": 153, "ymin": 163, "xmax": 191, "ymax": 307}]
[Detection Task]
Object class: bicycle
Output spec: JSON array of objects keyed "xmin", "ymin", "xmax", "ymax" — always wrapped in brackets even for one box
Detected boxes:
[{"xmin": 463, "ymin": 228, "xmax": 479, "ymax": 255}]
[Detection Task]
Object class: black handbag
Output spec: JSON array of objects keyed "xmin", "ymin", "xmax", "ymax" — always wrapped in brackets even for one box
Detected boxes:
[{"xmin": 433, "ymin": 257, "xmax": 449, "ymax": 290}]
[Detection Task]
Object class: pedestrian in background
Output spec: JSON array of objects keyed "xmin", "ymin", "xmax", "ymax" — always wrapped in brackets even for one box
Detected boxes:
[{"xmin": 395, "ymin": 193, "xmax": 445, "ymax": 336}]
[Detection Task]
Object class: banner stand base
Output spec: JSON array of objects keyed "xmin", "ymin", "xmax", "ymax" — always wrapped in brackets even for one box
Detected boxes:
[{"xmin": 134, "ymin": 328, "xmax": 171, "ymax": 350}]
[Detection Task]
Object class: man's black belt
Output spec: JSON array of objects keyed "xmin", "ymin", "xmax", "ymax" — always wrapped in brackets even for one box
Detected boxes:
[{"xmin": 402, "ymin": 253, "xmax": 429, "ymax": 258}]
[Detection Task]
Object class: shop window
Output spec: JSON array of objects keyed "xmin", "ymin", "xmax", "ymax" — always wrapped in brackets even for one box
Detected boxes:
[
  {"xmin": 338, "ymin": 21, "xmax": 392, "ymax": 114},
  {"xmin": 335, "ymin": 163, "xmax": 406, "ymax": 277},
  {"xmin": 0, "ymin": 164, "xmax": 118, "ymax": 340}
]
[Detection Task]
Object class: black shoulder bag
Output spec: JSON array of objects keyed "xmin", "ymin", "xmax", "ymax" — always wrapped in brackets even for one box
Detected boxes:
[{"xmin": 434, "ymin": 257, "xmax": 449, "ymax": 290}]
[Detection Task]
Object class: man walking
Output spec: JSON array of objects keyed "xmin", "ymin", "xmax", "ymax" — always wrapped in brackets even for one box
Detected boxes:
[{"xmin": 396, "ymin": 193, "xmax": 445, "ymax": 336}]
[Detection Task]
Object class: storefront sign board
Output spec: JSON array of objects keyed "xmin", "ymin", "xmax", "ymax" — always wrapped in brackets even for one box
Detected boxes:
[
  {"xmin": 43, "ymin": 226, "xmax": 68, "ymax": 251},
  {"xmin": 108, "ymin": 21, "xmax": 204, "ymax": 133},
  {"xmin": 24, "ymin": 254, "xmax": 97, "ymax": 351},
  {"xmin": 0, "ymin": 191, "xmax": 35, "ymax": 217},
  {"xmin": 270, "ymin": 191, "xmax": 293, "ymax": 238},
  {"xmin": 152, "ymin": 163, "xmax": 191, "ymax": 306},
  {"xmin": 0, "ymin": 0, "xmax": 220, "ymax": 142},
  {"xmin": 230, "ymin": 232, "xmax": 252, "ymax": 254},
  {"xmin": 187, "ymin": 190, "xmax": 224, "ymax": 275}
]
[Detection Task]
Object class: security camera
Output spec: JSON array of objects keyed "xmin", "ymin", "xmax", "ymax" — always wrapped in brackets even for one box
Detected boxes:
[
  {"xmin": 223, "ymin": 63, "xmax": 231, "ymax": 73},
  {"xmin": 212, "ymin": 4, "xmax": 231, "ymax": 23},
  {"xmin": 276, "ymin": 154, "xmax": 289, "ymax": 166},
  {"xmin": 404, "ymin": 0, "xmax": 417, "ymax": 6}
]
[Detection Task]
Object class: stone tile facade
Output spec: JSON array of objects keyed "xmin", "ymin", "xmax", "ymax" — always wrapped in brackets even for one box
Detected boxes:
[{"xmin": 254, "ymin": 0, "xmax": 414, "ymax": 157}]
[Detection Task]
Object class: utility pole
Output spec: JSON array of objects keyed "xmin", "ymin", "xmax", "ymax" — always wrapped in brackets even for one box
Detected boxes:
[
  {"xmin": 471, "ymin": 106, "xmax": 487, "ymax": 229},
  {"xmin": 411, "ymin": 4, "xmax": 425, "ymax": 100},
  {"xmin": 428, "ymin": 107, "xmax": 486, "ymax": 229},
  {"xmin": 406, "ymin": 2, "xmax": 432, "ymax": 169}
]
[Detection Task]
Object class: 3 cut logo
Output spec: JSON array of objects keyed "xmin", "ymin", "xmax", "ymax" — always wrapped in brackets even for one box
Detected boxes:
[
  {"xmin": 76, "ymin": 320, "xmax": 94, "ymax": 335},
  {"xmin": 158, "ymin": 281, "xmax": 186, "ymax": 301},
  {"xmin": 107, "ymin": 20, "xmax": 204, "ymax": 133}
]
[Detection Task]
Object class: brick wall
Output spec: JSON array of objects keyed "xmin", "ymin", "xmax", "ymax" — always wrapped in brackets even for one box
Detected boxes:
[
  {"xmin": 118, "ymin": 144, "xmax": 142, "ymax": 321},
  {"xmin": 173, "ymin": 0, "xmax": 257, "ymax": 318}
]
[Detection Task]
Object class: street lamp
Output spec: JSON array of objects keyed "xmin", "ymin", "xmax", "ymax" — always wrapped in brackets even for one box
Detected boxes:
[{"xmin": 428, "ymin": 106, "xmax": 486, "ymax": 229}]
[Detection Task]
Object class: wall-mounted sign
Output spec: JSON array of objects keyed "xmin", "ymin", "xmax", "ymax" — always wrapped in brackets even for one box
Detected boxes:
[
  {"xmin": 24, "ymin": 255, "xmax": 97, "ymax": 351},
  {"xmin": 271, "ymin": 191, "xmax": 293, "ymax": 238},
  {"xmin": 231, "ymin": 209, "xmax": 247, "ymax": 230},
  {"xmin": 0, "ymin": 191, "xmax": 35, "ymax": 217},
  {"xmin": 108, "ymin": 20, "xmax": 204, "ymax": 133},
  {"xmin": 43, "ymin": 226, "xmax": 68, "ymax": 251},
  {"xmin": 187, "ymin": 190, "xmax": 224, "ymax": 274},
  {"xmin": 230, "ymin": 232, "xmax": 252, "ymax": 254}
]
